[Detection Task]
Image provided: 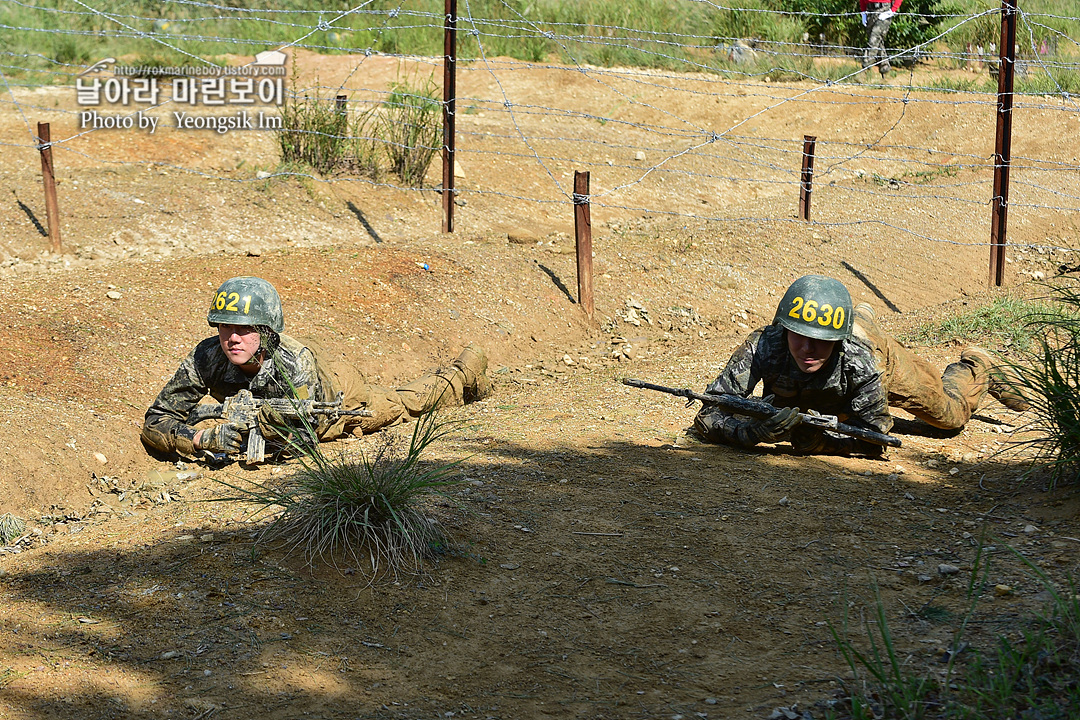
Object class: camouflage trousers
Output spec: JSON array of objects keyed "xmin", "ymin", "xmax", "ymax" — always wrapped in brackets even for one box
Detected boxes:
[
  {"xmin": 301, "ymin": 338, "xmax": 487, "ymax": 439},
  {"xmin": 852, "ymin": 304, "xmax": 989, "ymax": 430},
  {"xmin": 863, "ymin": 3, "xmax": 895, "ymax": 74}
]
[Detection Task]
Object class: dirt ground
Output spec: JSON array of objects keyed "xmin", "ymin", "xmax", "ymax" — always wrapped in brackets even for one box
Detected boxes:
[{"xmin": 2, "ymin": 51, "xmax": 1080, "ymax": 719}]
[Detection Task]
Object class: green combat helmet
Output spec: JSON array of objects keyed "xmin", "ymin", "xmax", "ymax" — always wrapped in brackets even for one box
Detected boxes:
[
  {"xmin": 774, "ymin": 275, "xmax": 852, "ymax": 341},
  {"xmin": 207, "ymin": 276, "xmax": 284, "ymax": 332}
]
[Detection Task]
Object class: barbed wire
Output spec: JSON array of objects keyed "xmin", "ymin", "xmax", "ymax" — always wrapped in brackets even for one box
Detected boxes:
[{"xmin": 1, "ymin": 1, "xmax": 1079, "ymax": 263}]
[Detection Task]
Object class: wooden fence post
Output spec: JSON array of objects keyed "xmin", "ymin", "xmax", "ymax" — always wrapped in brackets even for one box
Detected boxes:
[
  {"xmin": 799, "ymin": 135, "xmax": 817, "ymax": 222},
  {"xmin": 574, "ymin": 171, "xmax": 594, "ymax": 318},
  {"xmin": 37, "ymin": 122, "xmax": 62, "ymax": 253}
]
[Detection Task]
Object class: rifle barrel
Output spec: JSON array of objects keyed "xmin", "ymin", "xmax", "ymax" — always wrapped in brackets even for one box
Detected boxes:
[{"xmin": 622, "ymin": 377, "xmax": 900, "ymax": 448}]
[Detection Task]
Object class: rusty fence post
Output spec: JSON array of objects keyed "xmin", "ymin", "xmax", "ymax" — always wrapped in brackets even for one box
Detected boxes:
[
  {"xmin": 989, "ymin": 0, "xmax": 1017, "ymax": 287},
  {"xmin": 37, "ymin": 122, "xmax": 62, "ymax": 253},
  {"xmin": 441, "ymin": 0, "xmax": 457, "ymax": 233},
  {"xmin": 799, "ymin": 135, "xmax": 817, "ymax": 222},
  {"xmin": 574, "ymin": 171, "xmax": 594, "ymax": 318}
]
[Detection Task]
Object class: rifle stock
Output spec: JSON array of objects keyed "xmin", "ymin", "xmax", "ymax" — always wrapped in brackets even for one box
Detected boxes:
[{"xmin": 622, "ymin": 377, "xmax": 901, "ymax": 448}]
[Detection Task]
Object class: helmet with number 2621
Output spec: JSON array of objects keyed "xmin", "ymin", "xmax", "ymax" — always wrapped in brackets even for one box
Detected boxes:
[
  {"xmin": 206, "ymin": 276, "xmax": 284, "ymax": 332},
  {"xmin": 773, "ymin": 275, "xmax": 853, "ymax": 341}
]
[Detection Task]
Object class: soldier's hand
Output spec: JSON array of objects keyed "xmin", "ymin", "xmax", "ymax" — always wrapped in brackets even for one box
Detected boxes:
[
  {"xmin": 252, "ymin": 405, "xmax": 287, "ymax": 440},
  {"xmin": 199, "ymin": 422, "xmax": 244, "ymax": 454},
  {"xmin": 737, "ymin": 406, "xmax": 802, "ymax": 445}
]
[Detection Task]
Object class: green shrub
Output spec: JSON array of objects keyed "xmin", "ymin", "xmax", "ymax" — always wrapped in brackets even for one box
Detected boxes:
[
  {"xmin": 278, "ymin": 87, "xmax": 380, "ymax": 178},
  {"xmin": 217, "ymin": 409, "xmax": 465, "ymax": 578},
  {"xmin": 0, "ymin": 514, "xmax": 26, "ymax": 545},
  {"xmin": 1008, "ymin": 280, "xmax": 1080, "ymax": 486},
  {"xmin": 380, "ymin": 73, "xmax": 442, "ymax": 186}
]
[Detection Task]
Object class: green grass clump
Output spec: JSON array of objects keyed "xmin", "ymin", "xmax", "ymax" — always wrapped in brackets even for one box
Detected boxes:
[
  {"xmin": 1005, "ymin": 280, "xmax": 1080, "ymax": 486},
  {"xmin": 827, "ymin": 541, "xmax": 1080, "ymax": 719},
  {"xmin": 277, "ymin": 70, "xmax": 439, "ymax": 186},
  {"xmin": 277, "ymin": 88, "xmax": 380, "ymax": 178},
  {"xmin": 0, "ymin": 514, "xmax": 26, "ymax": 545},
  {"xmin": 218, "ymin": 410, "xmax": 464, "ymax": 579},
  {"xmin": 900, "ymin": 295, "xmax": 1053, "ymax": 350},
  {"xmin": 380, "ymin": 74, "xmax": 442, "ymax": 187}
]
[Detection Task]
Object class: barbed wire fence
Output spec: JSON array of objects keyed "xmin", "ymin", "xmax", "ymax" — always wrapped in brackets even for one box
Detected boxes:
[{"xmin": 1, "ymin": 0, "xmax": 1079, "ymax": 287}]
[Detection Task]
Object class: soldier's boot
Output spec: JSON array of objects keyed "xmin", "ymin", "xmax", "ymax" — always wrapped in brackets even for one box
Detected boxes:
[
  {"xmin": 394, "ymin": 344, "xmax": 491, "ymax": 417},
  {"xmin": 452, "ymin": 343, "xmax": 492, "ymax": 403},
  {"xmin": 959, "ymin": 347, "xmax": 1031, "ymax": 412}
]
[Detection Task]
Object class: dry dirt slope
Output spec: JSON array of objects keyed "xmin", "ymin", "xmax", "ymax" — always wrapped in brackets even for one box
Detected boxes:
[{"xmin": 1, "ymin": 58, "xmax": 1079, "ymax": 720}]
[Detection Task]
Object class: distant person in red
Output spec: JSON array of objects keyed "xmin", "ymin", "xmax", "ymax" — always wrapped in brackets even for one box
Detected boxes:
[{"xmin": 860, "ymin": 0, "xmax": 902, "ymax": 78}]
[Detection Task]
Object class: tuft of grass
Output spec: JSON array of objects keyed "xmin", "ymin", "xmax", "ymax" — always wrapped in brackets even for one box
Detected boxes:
[
  {"xmin": 278, "ymin": 88, "xmax": 379, "ymax": 178},
  {"xmin": 1004, "ymin": 280, "xmax": 1080, "ymax": 486},
  {"xmin": 0, "ymin": 513, "xmax": 26, "ymax": 545},
  {"xmin": 900, "ymin": 295, "xmax": 1054, "ymax": 350},
  {"xmin": 380, "ymin": 73, "xmax": 442, "ymax": 187},
  {"xmin": 826, "ymin": 538, "xmax": 1080, "ymax": 719},
  {"xmin": 215, "ymin": 409, "xmax": 465, "ymax": 580}
]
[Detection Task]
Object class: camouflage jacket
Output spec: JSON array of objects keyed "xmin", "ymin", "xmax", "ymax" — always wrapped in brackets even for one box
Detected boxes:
[
  {"xmin": 141, "ymin": 334, "xmax": 326, "ymax": 456},
  {"xmin": 694, "ymin": 324, "xmax": 892, "ymax": 450}
]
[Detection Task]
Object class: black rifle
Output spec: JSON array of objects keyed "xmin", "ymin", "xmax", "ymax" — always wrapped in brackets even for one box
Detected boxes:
[
  {"xmin": 622, "ymin": 378, "xmax": 901, "ymax": 448},
  {"xmin": 187, "ymin": 389, "xmax": 373, "ymax": 463}
]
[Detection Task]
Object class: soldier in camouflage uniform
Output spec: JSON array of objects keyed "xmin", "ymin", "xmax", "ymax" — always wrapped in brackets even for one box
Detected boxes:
[
  {"xmin": 142, "ymin": 276, "xmax": 491, "ymax": 459},
  {"xmin": 693, "ymin": 275, "xmax": 1028, "ymax": 456},
  {"xmin": 860, "ymin": 0, "xmax": 902, "ymax": 77}
]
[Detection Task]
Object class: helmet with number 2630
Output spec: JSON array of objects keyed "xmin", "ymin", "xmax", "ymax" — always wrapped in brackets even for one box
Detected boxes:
[{"xmin": 773, "ymin": 275, "xmax": 853, "ymax": 341}]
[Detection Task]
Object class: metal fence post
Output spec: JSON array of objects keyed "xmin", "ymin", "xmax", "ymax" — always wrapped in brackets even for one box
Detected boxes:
[
  {"xmin": 441, "ymin": 0, "xmax": 457, "ymax": 233},
  {"xmin": 990, "ymin": 0, "xmax": 1017, "ymax": 287}
]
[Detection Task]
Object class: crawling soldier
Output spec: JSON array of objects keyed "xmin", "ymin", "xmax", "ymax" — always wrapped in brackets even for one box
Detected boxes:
[
  {"xmin": 141, "ymin": 276, "xmax": 490, "ymax": 458},
  {"xmin": 693, "ymin": 275, "xmax": 1028, "ymax": 456}
]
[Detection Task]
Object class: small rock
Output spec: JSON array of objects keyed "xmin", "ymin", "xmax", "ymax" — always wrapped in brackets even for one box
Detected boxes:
[
  {"xmin": 1023, "ymin": 524, "xmax": 1038, "ymax": 534},
  {"xmin": 200, "ymin": 534, "xmax": 214, "ymax": 542},
  {"xmin": 917, "ymin": 574, "xmax": 933, "ymax": 583},
  {"xmin": 175, "ymin": 535, "xmax": 196, "ymax": 543},
  {"xmin": 562, "ymin": 354, "xmax": 576, "ymax": 366},
  {"xmin": 507, "ymin": 228, "xmax": 539, "ymax": 245},
  {"xmin": 634, "ymin": 151, "xmax": 646, "ymax": 161},
  {"xmin": 705, "ymin": 697, "xmax": 718, "ymax": 705},
  {"xmin": 894, "ymin": 465, "xmax": 906, "ymax": 474},
  {"xmin": 256, "ymin": 170, "xmax": 272, "ymax": 180},
  {"xmin": 778, "ymin": 496, "xmax": 790, "ymax": 507},
  {"xmin": 949, "ymin": 467, "xmax": 960, "ymax": 475},
  {"xmin": 769, "ymin": 707, "xmax": 799, "ymax": 720},
  {"xmin": 93, "ymin": 452, "xmax": 108, "ymax": 464},
  {"xmin": 994, "ymin": 584, "xmax": 1013, "ymax": 596},
  {"xmin": 246, "ymin": 246, "xmax": 262, "ymax": 257},
  {"xmin": 160, "ymin": 650, "xmax": 180, "ymax": 660},
  {"xmin": 938, "ymin": 563, "xmax": 960, "ymax": 576},
  {"xmin": 499, "ymin": 563, "xmax": 520, "ymax": 570},
  {"xmin": 105, "ymin": 291, "xmax": 122, "ymax": 300}
]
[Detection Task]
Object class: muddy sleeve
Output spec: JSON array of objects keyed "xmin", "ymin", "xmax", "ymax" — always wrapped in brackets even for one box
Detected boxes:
[
  {"xmin": 847, "ymin": 361, "xmax": 893, "ymax": 435},
  {"xmin": 141, "ymin": 350, "xmax": 211, "ymax": 456},
  {"xmin": 694, "ymin": 330, "xmax": 766, "ymax": 446}
]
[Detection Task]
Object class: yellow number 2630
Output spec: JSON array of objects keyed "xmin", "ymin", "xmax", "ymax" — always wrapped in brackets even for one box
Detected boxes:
[{"xmin": 788, "ymin": 296, "xmax": 845, "ymax": 330}]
